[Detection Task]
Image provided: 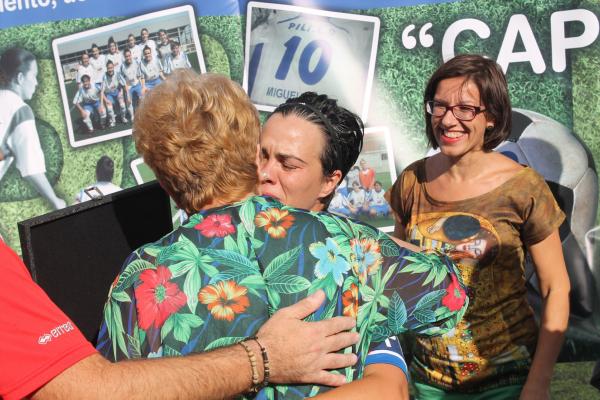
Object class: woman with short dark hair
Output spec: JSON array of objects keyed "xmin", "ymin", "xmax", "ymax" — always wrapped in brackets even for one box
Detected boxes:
[
  {"xmin": 99, "ymin": 70, "xmax": 468, "ymax": 399},
  {"xmin": 386, "ymin": 54, "xmax": 570, "ymax": 398}
]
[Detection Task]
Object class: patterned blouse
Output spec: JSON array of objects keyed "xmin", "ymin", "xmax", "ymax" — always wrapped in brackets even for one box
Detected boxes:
[
  {"xmin": 386, "ymin": 160, "xmax": 564, "ymax": 392},
  {"xmin": 97, "ymin": 195, "xmax": 468, "ymax": 399}
]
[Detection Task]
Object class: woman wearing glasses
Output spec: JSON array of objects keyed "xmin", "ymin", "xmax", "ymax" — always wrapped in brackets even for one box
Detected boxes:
[{"xmin": 386, "ymin": 54, "xmax": 570, "ymax": 399}]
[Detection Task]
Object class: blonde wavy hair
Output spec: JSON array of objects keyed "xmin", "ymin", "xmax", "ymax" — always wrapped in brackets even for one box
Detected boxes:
[{"xmin": 133, "ymin": 70, "xmax": 260, "ymax": 214}]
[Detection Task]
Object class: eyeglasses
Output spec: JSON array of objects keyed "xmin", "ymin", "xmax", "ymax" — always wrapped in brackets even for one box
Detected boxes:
[{"xmin": 425, "ymin": 101, "xmax": 486, "ymax": 121}]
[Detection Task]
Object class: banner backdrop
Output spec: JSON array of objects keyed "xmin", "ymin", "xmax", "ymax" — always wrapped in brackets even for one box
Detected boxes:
[{"xmin": 1, "ymin": 0, "xmax": 599, "ymax": 360}]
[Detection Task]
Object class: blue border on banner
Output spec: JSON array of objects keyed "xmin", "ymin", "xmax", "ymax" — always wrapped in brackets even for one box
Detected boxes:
[
  {"xmin": 0, "ymin": 0, "xmax": 239, "ymax": 29},
  {"xmin": 238, "ymin": 0, "xmax": 460, "ymax": 13},
  {"xmin": 0, "ymin": 0, "xmax": 460, "ymax": 30}
]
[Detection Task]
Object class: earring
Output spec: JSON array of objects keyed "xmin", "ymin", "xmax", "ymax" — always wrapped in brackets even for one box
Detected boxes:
[{"xmin": 486, "ymin": 125, "xmax": 494, "ymax": 131}]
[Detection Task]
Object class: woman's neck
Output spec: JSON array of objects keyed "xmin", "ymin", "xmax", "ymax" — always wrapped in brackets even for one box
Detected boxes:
[
  {"xmin": 5, "ymin": 85, "xmax": 22, "ymax": 98},
  {"xmin": 432, "ymin": 149, "xmax": 491, "ymax": 182},
  {"xmin": 199, "ymin": 191, "xmax": 257, "ymax": 211}
]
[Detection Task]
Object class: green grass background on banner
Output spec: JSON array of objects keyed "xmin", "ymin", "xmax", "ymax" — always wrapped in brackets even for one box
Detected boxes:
[{"xmin": 0, "ymin": 15, "xmax": 241, "ymax": 249}]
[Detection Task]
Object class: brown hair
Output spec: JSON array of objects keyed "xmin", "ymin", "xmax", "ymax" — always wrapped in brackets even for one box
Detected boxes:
[
  {"xmin": 424, "ymin": 54, "xmax": 511, "ymax": 151},
  {"xmin": 133, "ymin": 70, "xmax": 260, "ymax": 214},
  {"xmin": 270, "ymin": 92, "xmax": 364, "ymax": 207},
  {"xmin": 0, "ymin": 47, "xmax": 36, "ymax": 87}
]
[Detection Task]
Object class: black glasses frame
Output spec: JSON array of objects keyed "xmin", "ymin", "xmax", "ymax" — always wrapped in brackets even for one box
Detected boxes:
[{"xmin": 425, "ymin": 100, "xmax": 486, "ymax": 121}]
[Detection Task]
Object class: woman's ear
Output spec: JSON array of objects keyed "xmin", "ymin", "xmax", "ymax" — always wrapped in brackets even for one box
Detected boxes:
[
  {"xmin": 318, "ymin": 170, "xmax": 342, "ymax": 199},
  {"xmin": 255, "ymin": 143, "xmax": 261, "ymax": 168},
  {"xmin": 16, "ymin": 71, "xmax": 25, "ymax": 86}
]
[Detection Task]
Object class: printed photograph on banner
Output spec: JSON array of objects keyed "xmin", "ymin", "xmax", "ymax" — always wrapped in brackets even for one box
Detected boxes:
[
  {"xmin": 243, "ymin": 1, "xmax": 380, "ymax": 122},
  {"xmin": 130, "ymin": 157, "xmax": 156, "ymax": 185},
  {"xmin": 52, "ymin": 5, "xmax": 205, "ymax": 148},
  {"xmin": 73, "ymin": 155, "xmax": 123, "ymax": 203},
  {"xmin": 328, "ymin": 127, "xmax": 396, "ymax": 232},
  {"xmin": 130, "ymin": 157, "xmax": 186, "ymax": 226}
]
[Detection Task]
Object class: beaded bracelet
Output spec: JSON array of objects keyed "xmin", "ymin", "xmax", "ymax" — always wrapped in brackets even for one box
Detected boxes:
[
  {"xmin": 249, "ymin": 336, "xmax": 270, "ymax": 388},
  {"xmin": 238, "ymin": 340, "xmax": 260, "ymax": 391}
]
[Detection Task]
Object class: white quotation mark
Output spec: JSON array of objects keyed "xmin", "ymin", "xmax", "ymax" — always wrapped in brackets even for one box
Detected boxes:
[{"xmin": 401, "ymin": 23, "xmax": 434, "ymax": 49}]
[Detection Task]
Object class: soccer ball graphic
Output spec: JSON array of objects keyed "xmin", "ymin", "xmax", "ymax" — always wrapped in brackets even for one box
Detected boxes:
[{"xmin": 497, "ymin": 108, "xmax": 598, "ymax": 319}]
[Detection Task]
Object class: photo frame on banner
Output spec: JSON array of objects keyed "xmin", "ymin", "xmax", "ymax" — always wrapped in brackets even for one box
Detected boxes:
[
  {"xmin": 130, "ymin": 157, "xmax": 186, "ymax": 225},
  {"xmin": 243, "ymin": 1, "xmax": 380, "ymax": 122},
  {"xmin": 52, "ymin": 5, "xmax": 205, "ymax": 148},
  {"xmin": 328, "ymin": 127, "xmax": 396, "ymax": 232},
  {"xmin": 130, "ymin": 157, "xmax": 156, "ymax": 185}
]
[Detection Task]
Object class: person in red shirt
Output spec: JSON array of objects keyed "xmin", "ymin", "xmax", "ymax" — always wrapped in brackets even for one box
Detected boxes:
[
  {"xmin": 358, "ymin": 159, "xmax": 376, "ymax": 190},
  {"xmin": 0, "ymin": 241, "xmax": 358, "ymax": 399}
]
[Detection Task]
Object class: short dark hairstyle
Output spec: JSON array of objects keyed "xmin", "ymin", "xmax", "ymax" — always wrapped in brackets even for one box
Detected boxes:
[
  {"xmin": 270, "ymin": 92, "xmax": 364, "ymax": 206},
  {"xmin": 424, "ymin": 54, "xmax": 511, "ymax": 151},
  {"xmin": 96, "ymin": 155, "xmax": 114, "ymax": 182},
  {"xmin": 170, "ymin": 40, "xmax": 180, "ymax": 50},
  {"xmin": 158, "ymin": 29, "xmax": 167, "ymax": 35},
  {"xmin": 91, "ymin": 43, "xmax": 99, "ymax": 51},
  {"xmin": 106, "ymin": 60, "xmax": 114, "ymax": 68},
  {"xmin": 0, "ymin": 47, "xmax": 36, "ymax": 86},
  {"xmin": 143, "ymin": 45, "xmax": 151, "ymax": 54},
  {"xmin": 81, "ymin": 74, "xmax": 91, "ymax": 82},
  {"xmin": 141, "ymin": 28, "xmax": 149, "ymax": 35}
]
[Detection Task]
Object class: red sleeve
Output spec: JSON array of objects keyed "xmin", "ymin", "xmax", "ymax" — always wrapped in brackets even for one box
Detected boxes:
[{"xmin": 0, "ymin": 242, "xmax": 97, "ymax": 400}]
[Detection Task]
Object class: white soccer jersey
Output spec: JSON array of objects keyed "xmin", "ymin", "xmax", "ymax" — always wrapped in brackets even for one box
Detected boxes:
[
  {"xmin": 369, "ymin": 189, "xmax": 387, "ymax": 206},
  {"xmin": 0, "ymin": 90, "xmax": 46, "ymax": 179},
  {"xmin": 329, "ymin": 191, "xmax": 350, "ymax": 209},
  {"xmin": 157, "ymin": 42, "xmax": 171, "ymax": 60},
  {"xmin": 348, "ymin": 189, "xmax": 366, "ymax": 207},
  {"xmin": 126, "ymin": 44, "xmax": 143, "ymax": 63},
  {"xmin": 119, "ymin": 61, "xmax": 141, "ymax": 86},
  {"xmin": 140, "ymin": 58, "xmax": 163, "ymax": 81},
  {"xmin": 73, "ymin": 85, "xmax": 101, "ymax": 105},
  {"xmin": 247, "ymin": 9, "xmax": 374, "ymax": 114},
  {"xmin": 76, "ymin": 64, "xmax": 95, "ymax": 84},
  {"xmin": 140, "ymin": 39, "xmax": 157, "ymax": 56},
  {"xmin": 89, "ymin": 54, "xmax": 106, "ymax": 84},
  {"xmin": 345, "ymin": 168, "xmax": 360, "ymax": 188},
  {"xmin": 102, "ymin": 72, "xmax": 121, "ymax": 93},
  {"xmin": 164, "ymin": 52, "xmax": 191, "ymax": 75},
  {"xmin": 106, "ymin": 52, "xmax": 123, "ymax": 71}
]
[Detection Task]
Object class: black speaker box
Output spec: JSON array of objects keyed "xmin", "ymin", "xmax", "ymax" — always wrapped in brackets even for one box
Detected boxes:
[{"xmin": 18, "ymin": 181, "xmax": 173, "ymax": 345}]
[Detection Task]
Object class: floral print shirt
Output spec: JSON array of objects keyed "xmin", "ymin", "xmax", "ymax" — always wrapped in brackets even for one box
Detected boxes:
[{"xmin": 97, "ymin": 196, "xmax": 468, "ymax": 399}]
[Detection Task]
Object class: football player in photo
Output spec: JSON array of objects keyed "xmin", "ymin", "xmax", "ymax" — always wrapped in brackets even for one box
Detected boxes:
[
  {"xmin": 139, "ymin": 28, "xmax": 157, "ymax": 57},
  {"xmin": 73, "ymin": 74, "xmax": 106, "ymax": 133},
  {"xmin": 163, "ymin": 40, "xmax": 191, "ymax": 76},
  {"xmin": 139, "ymin": 46, "xmax": 164, "ymax": 95},
  {"xmin": 126, "ymin": 33, "xmax": 142, "ymax": 63},
  {"xmin": 89, "ymin": 43, "xmax": 106, "ymax": 90},
  {"xmin": 75, "ymin": 52, "xmax": 94, "ymax": 89},
  {"xmin": 101, "ymin": 60, "xmax": 127, "ymax": 126},
  {"xmin": 119, "ymin": 48, "xmax": 142, "ymax": 121},
  {"xmin": 106, "ymin": 36, "xmax": 123, "ymax": 71},
  {"xmin": 156, "ymin": 29, "xmax": 171, "ymax": 60}
]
